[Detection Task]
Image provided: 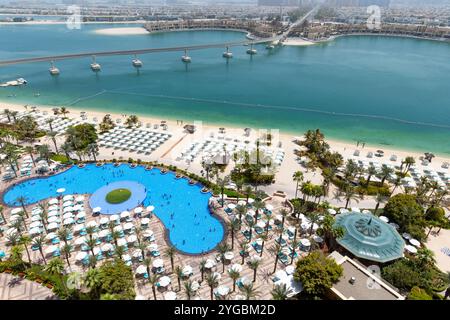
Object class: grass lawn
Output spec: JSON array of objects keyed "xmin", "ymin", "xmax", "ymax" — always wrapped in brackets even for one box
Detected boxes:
[{"xmin": 105, "ymin": 188, "xmax": 132, "ymax": 204}]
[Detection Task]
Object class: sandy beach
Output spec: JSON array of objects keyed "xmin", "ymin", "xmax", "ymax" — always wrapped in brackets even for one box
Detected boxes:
[
  {"xmin": 0, "ymin": 20, "xmax": 146, "ymax": 26},
  {"xmin": 93, "ymin": 27, "xmax": 149, "ymax": 36},
  {"xmin": 283, "ymin": 38, "xmax": 315, "ymax": 46}
]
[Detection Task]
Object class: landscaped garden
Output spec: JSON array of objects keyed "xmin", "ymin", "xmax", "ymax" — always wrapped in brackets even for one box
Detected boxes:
[{"xmin": 105, "ymin": 188, "xmax": 132, "ymax": 204}]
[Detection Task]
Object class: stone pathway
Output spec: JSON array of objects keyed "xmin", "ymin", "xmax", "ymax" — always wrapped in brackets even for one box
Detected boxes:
[{"xmin": 0, "ymin": 273, "xmax": 56, "ymax": 300}]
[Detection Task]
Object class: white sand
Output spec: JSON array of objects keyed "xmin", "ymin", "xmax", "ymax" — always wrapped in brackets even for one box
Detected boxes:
[
  {"xmin": 283, "ymin": 38, "xmax": 315, "ymax": 46},
  {"xmin": 93, "ymin": 27, "xmax": 149, "ymax": 36}
]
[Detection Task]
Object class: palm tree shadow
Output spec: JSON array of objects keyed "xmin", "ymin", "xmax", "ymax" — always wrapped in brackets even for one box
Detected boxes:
[{"xmin": 8, "ymin": 277, "xmax": 23, "ymax": 287}]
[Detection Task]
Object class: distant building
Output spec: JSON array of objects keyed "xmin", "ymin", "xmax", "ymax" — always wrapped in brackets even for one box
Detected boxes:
[
  {"xmin": 258, "ymin": 0, "xmax": 301, "ymax": 6},
  {"xmin": 326, "ymin": 0, "xmax": 391, "ymax": 7},
  {"xmin": 328, "ymin": 251, "xmax": 405, "ymax": 300}
]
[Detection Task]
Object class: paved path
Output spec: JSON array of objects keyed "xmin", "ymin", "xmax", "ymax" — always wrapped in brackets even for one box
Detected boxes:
[{"xmin": 0, "ymin": 273, "xmax": 56, "ymax": 300}]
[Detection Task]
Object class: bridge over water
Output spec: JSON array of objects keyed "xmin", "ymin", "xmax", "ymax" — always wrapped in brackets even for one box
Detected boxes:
[{"xmin": 0, "ymin": 7, "xmax": 318, "ymax": 68}]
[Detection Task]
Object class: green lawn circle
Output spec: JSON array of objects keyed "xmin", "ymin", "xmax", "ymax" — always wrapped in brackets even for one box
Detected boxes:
[{"xmin": 105, "ymin": 188, "xmax": 132, "ymax": 204}]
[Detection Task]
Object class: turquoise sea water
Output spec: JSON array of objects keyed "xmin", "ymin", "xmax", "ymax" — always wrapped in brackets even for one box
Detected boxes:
[
  {"xmin": 3, "ymin": 164, "xmax": 223, "ymax": 254},
  {"xmin": 0, "ymin": 24, "xmax": 449, "ymax": 155}
]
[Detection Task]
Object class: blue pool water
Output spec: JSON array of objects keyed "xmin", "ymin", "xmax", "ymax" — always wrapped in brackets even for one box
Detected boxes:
[{"xmin": 2, "ymin": 164, "xmax": 224, "ymax": 254}]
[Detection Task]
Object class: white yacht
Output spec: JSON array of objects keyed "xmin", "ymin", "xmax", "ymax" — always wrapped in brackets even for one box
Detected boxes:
[
  {"xmin": 132, "ymin": 55, "xmax": 143, "ymax": 68},
  {"xmin": 49, "ymin": 61, "xmax": 60, "ymax": 76},
  {"xmin": 181, "ymin": 49, "xmax": 191, "ymax": 63},
  {"xmin": 223, "ymin": 47, "xmax": 233, "ymax": 58},
  {"xmin": 266, "ymin": 44, "xmax": 275, "ymax": 50},
  {"xmin": 90, "ymin": 56, "xmax": 101, "ymax": 72}
]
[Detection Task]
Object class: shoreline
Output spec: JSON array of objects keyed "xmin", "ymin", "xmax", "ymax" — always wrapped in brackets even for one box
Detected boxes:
[{"xmin": 2, "ymin": 100, "xmax": 449, "ymax": 165}]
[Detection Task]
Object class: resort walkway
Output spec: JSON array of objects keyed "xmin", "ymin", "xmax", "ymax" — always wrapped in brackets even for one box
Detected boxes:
[{"xmin": 0, "ymin": 273, "xmax": 56, "ymax": 300}]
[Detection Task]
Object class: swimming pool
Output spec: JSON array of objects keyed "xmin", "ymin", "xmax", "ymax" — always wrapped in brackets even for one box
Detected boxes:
[{"xmin": 2, "ymin": 164, "xmax": 224, "ymax": 254}]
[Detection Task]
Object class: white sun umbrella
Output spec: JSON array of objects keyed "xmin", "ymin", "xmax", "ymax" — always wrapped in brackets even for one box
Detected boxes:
[
  {"xmin": 285, "ymin": 265, "xmax": 295, "ymax": 275},
  {"xmin": 409, "ymin": 239, "xmax": 421, "ymax": 247},
  {"xmin": 102, "ymin": 243, "xmax": 114, "ymax": 252},
  {"xmin": 56, "ymin": 188, "xmax": 66, "ymax": 194},
  {"xmin": 182, "ymin": 265, "xmax": 193, "ymax": 276},
  {"xmin": 74, "ymin": 237, "xmax": 87, "ymax": 246},
  {"xmin": 29, "ymin": 227, "xmax": 42, "ymax": 236},
  {"xmin": 143, "ymin": 230, "xmax": 154, "ymax": 238},
  {"xmin": 31, "ymin": 215, "xmax": 42, "ymax": 222},
  {"xmin": 164, "ymin": 291, "xmax": 177, "ymax": 300},
  {"xmin": 48, "ymin": 199, "xmax": 59, "ymax": 205},
  {"xmin": 327, "ymin": 208, "xmax": 337, "ymax": 215},
  {"xmin": 62, "ymin": 195, "xmax": 73, "ymax": 201},
  {"xmin": 29, "ymin": 221, "xmax": 42, "ymax": 229},
  {"xmin": 132, "ymin": 250, "xmax": 143, "ymax": 259},
  {"xmin": 134, "ymin": 207, "xmax": 143, "ymax": 214},
  {"xmin": 117, "ymin": 238, "xmax": 127, "ymax": 247},
  {"xmin": 265, "ymin": 204, "xmax": 274, "ymax": 211},
  {"xmin": 140, "ymin": 218, "xmax": 150, "ymax": 225},
  {"xmin": 11, "ymin": 208, "xmax": 23, "ymax": 215},
  {"xmin": 389, "ymin": 222, "xmax": 400, "ymax": 229},
  {"xmin": 45, "ymin": 245, "xmax": 58, "ymax": 255},
  {"xmin": 123, "ymin": 222, "xmax": 134, "ymax": 231},
  {"xmin": 113, "ymin": 225, "xmax": 123, "ymax": 233},
  {"xmin": 5, "ymin": 228, "xmax": 18, "ymax": 237},
  {"xmin": 212, "ymin": 272, "xmax": 222, "ymax": 281},
  {"xmin": 47, "ymin": 222, "xmax": 59, "ymax": 230},
  {"xmin": 256, "ymin": 221, "xmax": 266, "ymax": 229},
  {"xmin": 191, "ymin": 281, "xmax": 200, "ymax": 291},
  {"xmin": 230, "ymin": 264, "xmax": 243, "ymax": 273},
  {"xmin": 146, "ymin": 205, "xmax": 155, "ymax": 212},
  {"xmin": 75, "ymin": 195, "xmax": 84, "ymax": 203},
  {"xmin": 63, "ymin": 201, "xmax": 73, "ymax": 208},
  {"xmin": 313, "ymin": 235, "xmax": 324, "ymax": 243},
  {"xmin": 148, "ymin": 243, "xmax": 159, "ymax": 251},
  {"xmin": 73, "ymin": 224, "xmax": 85, "ymax": 233},
  {"xmin": 224, "ymin": 251, "xmax": 234, "ymax": 260},
  {"xmin": 75, "ymin": 251, "xmax": 88, "ymax": 261},
  {"xmin": 45, "ymin": 232, "xmax": 57, "ymax": 240},
  {"xmin": 136, "ymin": 265, "xmax": 147, "ymax": 275},
  {"xmin": 92, "ymin": 207, "xmax": 102, "ymax": 214},
  {"xmin": 300, "ymin": 238, "xmax": 311, "ymax": 247},
  {"xmin": 99, "ymin": 217, "xmax": 109, "ymax": 225},
  {"xmin": 247, "ymin": 210, "xmax": 256, "ymax": 217},
  {"xmin": 75, "ymin": 212, "xmax": 86, "ymax": 219},
  {"xmin": 205, "ymin": 259, "xmax": 216, "ymax": 269},
  {"xmin": 122, "ymin": 254, "xmax": 132, "ymax": 262},
  {"xmin": 127, "ymin": 235, "xmax": 137, "ymax": 244},
  {"xmin": 120, "ymin": 211, "xmax": 130, "ymax": 219},
  {"xmin": 215, "ymin": 285, "xmax": 230, "ymax": 296},
  {"xmin": 98, "ymin": 229, "xmax": 110, "ymax": 239},
  {"xmin": 405, "ymin": 245, "xmax": 418, "ymax": 254},
  {"xmin": 227, "ymin": 203, "xmax": 236, "ymax": 210},
  {"xmin": 92, "ymin": 247, "xmax": 102, "ymax": 256},
  {"xmin": 63, "ymin": 212, "xmax": 74, "ymax": 220},
  {"xmin": 109, "ymin": 214, "xmax": 119, "ymax": 222},
  {"xmin": 63, "ymin": 207, "xmax": 74, "ymax": 214},
  {"xmin": 247, "ymin": 198, "xmax": 255, "ymax": 204},
  {"xmin": 379, "ymin": 216, "xmax": 389, "ymax": 223},
  {"xmin": 153, "ymin": 258, "xmax": 164, "ymax": 268},
  {"xmin": 48, "ymin": 205, "xmax": 59, "ymax": 211},
  {"xmin": 237, "ymin": 200, "xmax": 246, "ymax": 206},
  {"xmin": 340, "ymin": 208, "xmax": 350, "ymax": 214},
  {"xmin": 63, "ymin": 218, "xmax": 75, "ymax": 226},
  {"xmin": 72, "ymin": 204, "xmax": 83, "ymax": 212},
  {"xmin": 402, "ymin": 232, "xmax": 412, "ymax": 240}
]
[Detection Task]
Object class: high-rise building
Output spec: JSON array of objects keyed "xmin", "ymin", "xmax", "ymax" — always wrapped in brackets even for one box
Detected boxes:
[
  {"xmin": 325, "ymin": 0, "xmax": 391, "ymax": 7},
  {"xmin": 258, "ymin": 0, "xmax": 301, "ymax": 6}
]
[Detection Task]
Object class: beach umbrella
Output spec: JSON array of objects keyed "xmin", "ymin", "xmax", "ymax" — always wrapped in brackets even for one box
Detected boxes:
[
  {"xmin": 63, "ymin": 201, "xmax": 73, "ymax": 208},
  {"xmin": 29, "ymin": 221, "xmax": 42, "ymax": 229},
  {"xmin": 86, "ymin": 221, "xmax": 98, "ymax": 228},
  {"xmin": 247, "ymin": 198, "xmax": 255, "ymax": 204},
  {"xmin": 148, "ymin": 243, "xmax": 159, "ymax": 251},
  {"xmin": 122, "ymin": 254, "xmax": 132, "ymax": 262},
  {"xmin": 134, "ymin": 207, "xmax": 143, "ymax": 214},
  {"xmin": 224, "ymin": 251, "xmax": 234, "ymax": 260},
  {"xmin": 75, "ymin": 196, "xmax": 84, "ymax": 203},
  {"xmin": 48, "ymin": 199, "xmax": 59, "ymax": 205},
  {"xmin": 285, "ymin": 265, "xmax": 295, "ymax": 275},
  {"xmin": 313, "ymin": 235, "xmax": 324, "ymax": 243},
  {"xmin": 120, "ymin": 211, "xmax": 130, "ymax": 219},
  {"xmin": 63, "ymin": 218, "xmax": 75, "ymax": 226},
  {"xmin": 127, "ymin": 235, "xmax": 137, "ymax": 244},
  {"xmin": 405, "ymin": 245, "xmax": 418, "ymax": 254},
  {"xmin": 76, "ymin": 212, "xmax": 86, "ymax": 219},
  {"xmin": 72, "ymin": 205, "xmax": 83, "ymax": 212},
  {"xmin": 117, "ymin": 238, "xmax": 127, "ymax": 247},
  {"xmin": 63, "ymin": 212, "xmax": 74, "ymax": 220},
  {"xmin": 205, "ymin": 259, "xmax": 216, "ymax": 269},
  {"xmin": 140, "ymin": 218, "xmax": 150, "ymax": 225},
  {"xmin": 389, "ymin": 222, "xmax": 400, "ymax": 230},
  {"xmin": 63, "ymin": 195, "xmax": 73, "ymax": 201},
  {"xmin": 56, "ymin": 188, "xmax": 66, "ymax": 194},
  {"xmin": 5, "ymin": 228, "xmax": 18, "ymax": 237},
  {"xmin": 143, "ymin": 230, "xmax": 154, "ymax": 238},
  {"xmin": 402, "ymin": 232, "xmax": 412, "ymax": 240},
  {"xmin": 146, "ymin": 205, "xmax": 155, "ymax": 212},
  {"xmin": 212, "ymin": 272, "xmax": 222, "ymax": 281},
  {"xmin": 45, "ymin": 232, "xmax": 57, "ymax": 241},
  {"xmin": 47, "ymin": 222, "xmax": 59, "ymax": 230},
  {"xmin": 123, "ymin": 222, "xmax": 134, "ymax": 230},
  {"xmin": 215, "ymin": 285, "xmax": 230, "ymax": 297},
  {"xmin": 109, "ymin": 214, "xmax": 119, "ymax": 222},
  {"xmin": 74, "ymin": 237, "xmax": 87, "ymax": 246},
  {"xmin": 73, "ymin": 224, "xmax": 85, "ymax": 233},
  {"xmin": 92, "ymin": 207, "xmax": 102, "ymax": 214},
  {"xmin": 153, "ymin": 259, "xmax": 164, "ymax": 268},
  {"xmin": 227, "ymin": 203, "xmax": 236, "ymax": 210},
  {"xmin": 11, "ymin": 208, "xmax": 23, "ymax": 215},
  {"xmin": 164, "ymin": 291, "xmax": 176, "ymax": 300},
  {"xmin": 113, "ymin": 225, "xmax": 123, "ymax": 233},
  {"xmin": 136, "ymin": 265, "xmax": 147, "ymax": 275},
  {"xmin": 237, "ymin": 200, "xmax": 246, "ymax": 206},
  {"xmin": 300, "ymin": 238, "xmax": 311, "ymax": 247},
  {"xmin": 29, "ymin": 227, "xmax": 42, "ymax": 236},
  {"xmin": 182, "ymin": 265, "xmax": 193, "ymax": 277},
  {"xmin": 99, "ymin": 217, "xmax": 109, "ymax": 225},
  {"xmin": 247, "ymin": 210, "xmax": 256, "ymax": 217},
  {"xmin": 230, "ymin": 264, "xmax": 243, "ymax": 273},
  {"xmin": 45, "ymin": 245, "xmax": 58, "ymax": 255},
  {"xmin": 132, "ymin": 250, "xmax": 143, "ymax": 259},
  {"xmin": 327, "ymin": 208, "xmax": 337, "ymax": 215},
  {"xmin": 75, "ymin": 251, "xmax": 88, "ymax": 261},
  {"xmin": 102, "ymin": 243, "xmax": 114, "ymax": 252},
  {"xmin": 379, "ymin": 216, "xmax": 389, "ymax": 223},
  {"xmin": 31, "ymin": 215, "xmax": 42, "ymax": 222},
  {"xmin": 409, "ymin": 239, "xmax": 421, "ymax": 247}
]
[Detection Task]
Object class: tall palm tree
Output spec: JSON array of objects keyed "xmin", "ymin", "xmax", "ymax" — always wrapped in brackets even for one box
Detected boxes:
[
  {"xmin": 317, "ymin": 215, "xmax": 345, "ymax": 251},
  {"xmin": 206, "ymin": 273, "xmax": 219, "ymax": 300},
  {"xmin": 32, "ymin": 235, "xmax": 46, "ymax": 264},
  {"xmin": 228, "ymin": 269, "xmax": 240, "ymax": 292},
  {"xmin": 239, "ymin": 241, "xmax": 250, "ymax": 264},
  {"xmin": 257, "ymin": 233, "xmax": 269, "ymax": 257},
  {"xmin": 378, "ymin": 165, "xmax": 394, "ymax": 186},
  {"xmin": 175, "ymin": 265, "xmax": 183, "ymax": 291},
  {"xmin": 227, "ymin": 218, "xmax": 241, "ymax": 250},
  {"xmin": 292, "ymin": 171, "xmax": 304, "ymax": 199},
  {"xmin": 19, "ymin": 235, "xmax": 32, "ymax": 264},
  {"xmin": 290, "ymin": 239, "xmax": 301, "ymax": 264},
  {"xmin": 23, "ymin": 146, "xmax": 36, "ymax": 166},
  {"xmin": 46, "ymin": 130, "xmax": 59, "ymax": 153},
  {"xmin": 366, "ymin": 164, "xmax": 378, "ymax": 186},
  {"xmin": 253, "ymin": 200, "xmax": 264, "ymax": 224},
  {"xmin": 279, "ymin": 208, "xmax": 289, "ymax": 230},
  {"xmin": 374, "ymin": 192, "xmax": 388, "ymax": 213},
  {"xmin": 199, "ymin": 259, "xmax": 207, "ymax": 282},
  {"xmin": 240, "ymin": 283, "xmax": 259, "ymax": 300},
  {"xmin": 0, "ymin": 205, "xmax": 5, "ymax": 224},
  {"xmin": 148, "ymin": 273, "xmax": 160, "ymax": 300},
  {"xmin": 271, "ymin": 283, "xmax": 292, "ymax": 300},
  {"xmin": 247, "ymin": 259, "xmax": 261, "ymax": 282},
  {"xmin": 61, "ymin": 243, "xmax": 73, "ymax": 270},
  {"xmin": 216, "ymin": 175, "xmax": 230, "ymax": 207},
  {"xmin": 164, "ymin": 246, "xmax": 176, "ymax": 273},
  {"xmin": 15, "ymin": 196, "xmax": 29, "ymax": 218},
  {"xmin": 246, "ymin": 219, "xmax": 256, "ymax": 241},
  {"xmin": 269, "ymin": 243, "xmax": 283, "ymax": 274},
  {"xmin": 57, "ymin": 227, "xmax": 71, "ymax": 246},
  {"xmin": 45, "ymin": 258, "xmax": 69, "ymax": 297},
  {"xmin": 183, "ymin": 280, "xmax": 196, "ymax": 300},
  {"xmin": 217, "ymin": 242, "xmax": 231, "ymax": 273},
  {"xmin": 244, "ymin": 186, "xmax": 253, "ymax": 204},
  {"xmin": 87, "ymin": 143, "xmax": 99, "ymax": 162},
  {"xmin": 235, "ymin": 204, "xmax": 246, "ymax": 223}
]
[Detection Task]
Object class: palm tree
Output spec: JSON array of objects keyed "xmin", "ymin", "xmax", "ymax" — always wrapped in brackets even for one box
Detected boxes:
[
  {"xmin": 246, "ymin": 219, "xmax": 256, "ymax": 241},
  {"xmin": 148, "ymin": 273, "xmax": 160, "ymax": 300},
  {"xmin": 378, "ymin": 165, "xmax": 394, "ymax": 186},
  {"xmin": 87, "ymin": 143, "xmax": 99, "ymax": 162},
  {"xmin": 247, "ymin": 258, "xmax": 261, "ymax": 282},
  {"xmin": 0, "ymin": 205, "xmax": 5, "ymax": 224},
  {"xmin": 206, "ymin": 273, "xmax": 220, "ymax": 300},
  {"xmin": 175, "ymin": 265, "xmax": 183, "ymax": 291},
  {"xmin": 57, "ymin": 227, "xmax": 71, "ymax": 246},
  {"xmin": 199, "ymin": 259, "xmax": 207, "ymax": 282},
  {"xmin": 227, "ymin": 218, "xmax": 241, "ymax": 250},
  {"xmin": 239, "ymin": 241, "xmax": 250, "ymax": 264},
  {"xmin": 366, "ymin": 164, "xmax": 377, "ymax": 186},
  {"xmin": 164, "ymin": 246, "xmax": 176, "ymax": 273},
  {"xmin": 374, "ymin": 192, "xmax": 388, "ymax": 213},
  {"xmin": 268, "ymin": 243, "xmax": 283, "ymax": 274},
  {"xmin": 240, "ymin": 283, "xmax": 259, "ymax": 300},
  {"xmin": 183, "ymin": 280, "xmax": 196, "ymax": 300},
  {"xmin": 278, "ymin": 208, "xmax": 289, "ymax": 230},
  {"xmin": 235, "ymin": 204, "xmax": 246, "ymax": 223},
  {"xmin": 60, "ymin": 107, "xmax": 69, "ymax": 118},
  {"xmin": 217, "ymin": 242, "xmax": 231, "ymax": 273},
  {"xmin": 24, "ymin": 146, "xmax": 36, "ymax": 166},
  {"xmin": 46, "ymin": 130, "xmax": 59, "ymax": 153},
  {"xmin": 216, "ymin": 175, "xmax": 230, "ymax": 207},
  {"xmin": 228, "ymin": 269, "xmax": 240, "ymax": 292},
  {"xmin": 317, "ymin": 215, "xmax": 345, "ymax": 251},
  {"xmin": 257, "ymin": 233, "xmax": 268, "ymax": 257},
  {"xmin": 32, "ymin": 235, "xmax": 46, "ymax": 264},
  {"xmin": 290, "ymin": 239, "xmax": 301, "ymax": 264},
  {"xmin": 46, "ymin": 117, "xmax": 55, "ymax": 131},
  {"xmin": 15, "ymin": 196, "xmax": 29, "ymax": 218},
  {"xmin": 84, "ymin": 268, "xmax": 101, "ymax": 299},
  {"xmin": 292, "ymin": 171, "xmax": 304, "ymax": 199},
  {"xmin": 61, "ymin": 243, "xmax": 73, "ymax": 269},
  {"xmin": 271, "ymin": 283, "xmax": 292, "ymax": 300},
  {"xmin": 19, "ymin": 235, "xmax": 32, "ymax": 264},
  {"xmin": 253, "ymin": 200, "xmax": 264, "ymax": 223},
  {"xmin": 45, "ymin": 258, "xmax": 69, "ymax": 297},
  {"xmin": 244, "ymin": 185, "xmax": 253, "ymax": 204},
  {"xmin": 37, "ymin": 144, "xmax": 51, "ymax": 162}
]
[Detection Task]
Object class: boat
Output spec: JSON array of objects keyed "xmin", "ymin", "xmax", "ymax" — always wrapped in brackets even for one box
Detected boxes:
[
  {"xmin": 266, "ymin": 44, "xmax": 275, "ymax": 50},
  {"xmin": 223, "ymin": 46, "xmax": 233, "ymax": 58},
  {"xmin": 0, "ymin": 78, "xmax": 28, "ymax": 87},
  {"xmin": 246, "ymin": 48, "xmax": 257, "ymax": 55},
  {"xmin": 181, "ymin": 49, "xmax": 191, "ymax": 63},
  {"xmin": 49, "ymin": 61, "xmax": 60, "ymax": 76},
  {"xmin": 132, "ymin": 57, "xmax": 143, "ymax": 68},
  {"xmin": 90, "ymin": 55, "xmax": 101, "ymax": 72}
]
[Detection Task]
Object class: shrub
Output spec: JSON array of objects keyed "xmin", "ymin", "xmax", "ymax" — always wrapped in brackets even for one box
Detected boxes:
[{"xmin": 407, "ymin": 287, "xmax": 432, "ymax": 300}]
